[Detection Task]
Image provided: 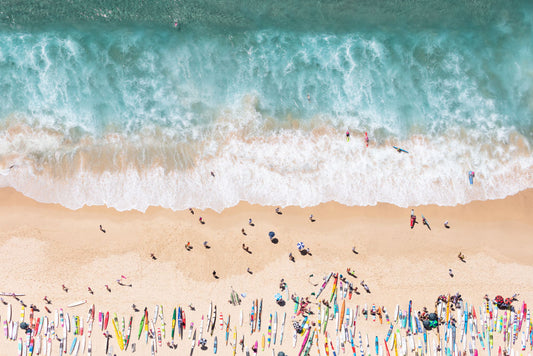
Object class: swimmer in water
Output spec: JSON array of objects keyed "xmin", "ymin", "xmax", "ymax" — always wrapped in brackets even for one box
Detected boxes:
[{"xmin": 346, "ymin": 130, "xmax": 350, "ymax": 141}]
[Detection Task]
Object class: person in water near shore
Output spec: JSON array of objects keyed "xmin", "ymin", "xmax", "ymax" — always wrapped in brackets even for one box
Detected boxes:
[{"xmin": 346, "ymin": 130, "xmax": 350, "ymax": 140}]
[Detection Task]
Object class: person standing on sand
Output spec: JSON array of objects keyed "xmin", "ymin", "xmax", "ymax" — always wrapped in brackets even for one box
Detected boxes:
[{"xmin": 99, "ymin": 225, "xmax": 106, "ymax": 233}]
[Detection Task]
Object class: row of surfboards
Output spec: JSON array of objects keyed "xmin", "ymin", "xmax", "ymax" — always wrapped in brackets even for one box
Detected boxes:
[{"xmin": 1, "ymin": 288, "xmax": 532, "ymax": 355}]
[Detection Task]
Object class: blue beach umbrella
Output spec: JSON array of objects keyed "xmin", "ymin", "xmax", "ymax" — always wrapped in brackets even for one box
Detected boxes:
[
  {"xmin": 274, "ymin": 293, "xmax": 282, "ymax": 301},
  {"xmin": 297, "ymin": 242, "xmax": 304, "ymax": 251},
  {"xmin": 269, "ymin": 231, "xmax": 275, "ymax": 239}
]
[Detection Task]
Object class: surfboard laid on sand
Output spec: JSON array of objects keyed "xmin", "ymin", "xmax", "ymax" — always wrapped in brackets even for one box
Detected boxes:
[{"xmin": 68, "ymin": 300, "xmax": 87, "ymax": 308}]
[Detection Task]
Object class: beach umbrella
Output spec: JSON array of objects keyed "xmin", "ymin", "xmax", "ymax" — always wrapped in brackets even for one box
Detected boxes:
[
  {"xmin": 20, "ymin": 322, "xmax": 28, "ymax": 330},
  {"xmin": 269, "ymin": 231, "xmax": 275, "ymax": 238},
  {"xmin": 274, "ymin": 293, "xmax": 282, "ymax": 301},
  {"xmin": 297, "ymin": 242, "xmax": 304, "ymax": 250},
  {"xmin": 428, "ymin": 313, "xmax": 437, "ymax": 321}
]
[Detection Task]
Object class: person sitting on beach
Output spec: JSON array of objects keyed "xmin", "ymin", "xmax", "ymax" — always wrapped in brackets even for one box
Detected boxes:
[{"xmin": 279, "ymin": 279, "xmax": 286, "ymax": 291}]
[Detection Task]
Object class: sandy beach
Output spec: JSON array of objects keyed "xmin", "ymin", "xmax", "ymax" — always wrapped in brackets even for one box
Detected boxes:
[{"xmin": 0, "ymin": 187, "xmax": 532, "ymax": 355}]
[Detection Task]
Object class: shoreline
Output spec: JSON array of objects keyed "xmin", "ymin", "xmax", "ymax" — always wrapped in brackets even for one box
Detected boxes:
[{"xmin": 0, "ymin": 187, "xmax": 532, "ymax": 354}]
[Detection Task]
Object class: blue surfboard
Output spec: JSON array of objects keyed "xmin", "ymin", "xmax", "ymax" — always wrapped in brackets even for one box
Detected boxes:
[{"xmin": 393, "ymin": 146, "xmax": 409, "ymax": 153}]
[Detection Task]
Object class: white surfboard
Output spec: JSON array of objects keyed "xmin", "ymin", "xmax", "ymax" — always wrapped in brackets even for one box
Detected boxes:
[{"xmin": 68, "ymin": 300, "xmax": 87, "ymax": 308}]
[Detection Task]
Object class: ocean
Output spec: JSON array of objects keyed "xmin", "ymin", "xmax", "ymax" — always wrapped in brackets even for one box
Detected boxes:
[{"xmin": 0, "ymin": 0, "xmax": 532, "ymax": 211}]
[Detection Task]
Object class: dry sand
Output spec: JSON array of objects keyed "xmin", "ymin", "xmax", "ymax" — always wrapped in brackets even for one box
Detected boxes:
[{"xmin": 0, "ymin": 187, "xmax": 532, "ymax": 355}]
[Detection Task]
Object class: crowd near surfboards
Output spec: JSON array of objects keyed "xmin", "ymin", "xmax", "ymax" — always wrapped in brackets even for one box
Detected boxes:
[{"xmin": 0, "ymin": 273, "xmax": 530, "ymax": 356}]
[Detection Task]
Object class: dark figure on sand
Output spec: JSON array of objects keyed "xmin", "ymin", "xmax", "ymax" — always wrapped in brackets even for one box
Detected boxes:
[
  {"xmin": 422, "ymin": 215, "xmax": 431, "ymax": 230},
  {"xmin": 289, "ymin": 253, "xmax": 295, "ymax": 262},
  {"xmin": 458, "ymin": 252, "xmax": 466, "ymax": 262},
  {"xmin": 99, "ymin": 225, "xmax": 106, "ymax": 233}
]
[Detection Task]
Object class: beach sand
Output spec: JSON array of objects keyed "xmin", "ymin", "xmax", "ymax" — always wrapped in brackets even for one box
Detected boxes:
[{"xmin": 0, "ymin": 187, "xmax": 532, "ymax": 355}]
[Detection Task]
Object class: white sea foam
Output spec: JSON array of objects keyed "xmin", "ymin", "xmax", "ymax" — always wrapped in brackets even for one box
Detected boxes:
[{"xmin": 1, "ymin": 123, "xmax": 531, "ymax": 212}]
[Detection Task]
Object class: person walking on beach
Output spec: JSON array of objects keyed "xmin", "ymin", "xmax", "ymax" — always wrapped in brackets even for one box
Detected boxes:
[
  {"xmin": 241, "ymin": 228, "xmax": 246, "ymax": 235},
  {"xmin": 458, "ymin": 252, "xmax": 465, "ymax": 262},
  {"xmin": 309, "ymin": 214, "xmax": 315, "ymax": 222},
  {"xmin": 62, "ymin": 284, "xmax": 68, "ymax": 292},
  {"xmin": 185, "ymin": 241, "xmax": 192, "ymax": 250},
  {"xmin": 203, "ymin": 241, "xmax": 209, "ymax": 248},
  {"xmin": 289, "ymin": 253, "xmax": 295, "ymax": 262},
  {"xmin": 422, "ymin": 215, "xmax": 431, "ymax": 230},
  {"xmin": 444, "ymin": 220, "xmax": 450, "ymax": 228},
  {"xmin": 248, "ymin": 218, "xmax": 253, "ymax": 226},
  {"xmin": 275, "ymin": 207, "xmax": 281, "ymax": 214},
  {"xmin": 99, "ymin": 225, "xmax": 106, "ymax": 233},
  {"xmin": 199, "ymin": 217, "xmax": 204, "ymax": 224},
  {"xmin": 88, "ymin": 287, "xmax": 93, "ymax": 294},
  {"xmin": 189, "ymin": 208, "xmax": 194, "ymax": 214},
  {"xmin": 410, "ymin": 209, "xmax": 417, "ymax": 229}
]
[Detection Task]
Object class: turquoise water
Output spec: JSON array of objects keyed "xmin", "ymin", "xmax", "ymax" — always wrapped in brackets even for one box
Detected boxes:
[{"xmin": 0, "ymin": 0, "xmax": 532, "ymax": 211}]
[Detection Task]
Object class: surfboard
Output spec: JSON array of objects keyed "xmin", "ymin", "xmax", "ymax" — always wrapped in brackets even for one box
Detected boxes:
[
  {"xmin": 279, "ymin": 312, "xmax": 286, "ymax": 345},
  {"xmin": 68, "ymin": 300, "xmax": 87, "ymax": 308},
  {"xmin": 393, "ymin": 146, "xmax": 409, "ymax": 153}
]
